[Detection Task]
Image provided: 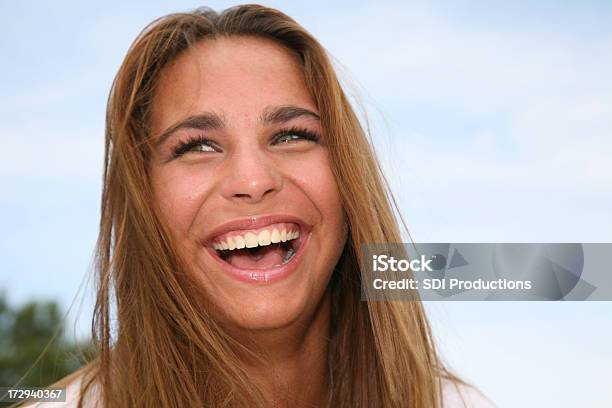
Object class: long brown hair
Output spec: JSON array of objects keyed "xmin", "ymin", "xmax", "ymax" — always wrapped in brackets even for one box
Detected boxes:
[{"xmin": 76, "ymin": 4, "xmax": 456, "ymax": 407}]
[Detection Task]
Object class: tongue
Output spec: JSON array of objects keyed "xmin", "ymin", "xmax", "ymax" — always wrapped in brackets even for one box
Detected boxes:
[{"xmin": 225, "ymin": 243, "xmax": 286, "ymax": 269}]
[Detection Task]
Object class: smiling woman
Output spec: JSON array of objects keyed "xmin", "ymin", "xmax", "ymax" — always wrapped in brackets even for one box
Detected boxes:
[
  {"xmin": 35, "ymin": 4, "xmax": 492, "ymax": 408},
  {"xmin": 148, "ymin": 36, "xmax": 348, "ymax": 339}
]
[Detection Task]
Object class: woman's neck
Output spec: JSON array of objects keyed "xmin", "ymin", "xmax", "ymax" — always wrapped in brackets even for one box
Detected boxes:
[{"xmin": 236, "ymin": 290, "xmax": 332, "ymax": 407}]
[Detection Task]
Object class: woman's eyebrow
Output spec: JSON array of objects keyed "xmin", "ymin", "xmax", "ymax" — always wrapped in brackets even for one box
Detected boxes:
[
  {"xmin": 260, "ymin": 105, "xmax": 320, "ymax": 124},
  {"xmin": 154, "ymin": 105, "xmax": 320, "ymax": 148},
  {"xmin": 154, "ymin": 112, "xmax": 225, "ymax": 148}
]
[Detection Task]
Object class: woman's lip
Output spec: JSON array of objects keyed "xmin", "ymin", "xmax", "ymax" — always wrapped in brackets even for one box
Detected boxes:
[
  {"xmin": 203, "ymin": 214, "xmax": 311, "ymax": 245},
  {"xmin": 205, "ymin": 228, "xmax": 311, "ymax": 284}
]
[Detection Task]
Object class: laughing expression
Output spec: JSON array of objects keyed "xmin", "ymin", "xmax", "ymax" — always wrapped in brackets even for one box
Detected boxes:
[{"xmin": 149, "ymin": 37, "xmax": 348, "ymax": 331}]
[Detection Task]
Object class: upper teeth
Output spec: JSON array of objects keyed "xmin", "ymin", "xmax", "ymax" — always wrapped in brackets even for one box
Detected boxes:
[{"xmin": 213, "ymin": 228, "xmax": 299, "ymax": 251}]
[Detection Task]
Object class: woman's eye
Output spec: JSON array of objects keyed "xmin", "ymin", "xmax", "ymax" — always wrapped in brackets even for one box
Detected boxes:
[
  {"xmin": 187, "ymin": 143, "xmax": 215, "ymax": 153},
  {"xmin": 172, "ymin": 138, "xmax": 218, "ymax": 158},
  {"xmin": 273, "ymin": 129, "xmax": 320, "ymax": 145},
  {"xmin": 276, "ymin": 134, "xmax": 303, "ymax": 144}
]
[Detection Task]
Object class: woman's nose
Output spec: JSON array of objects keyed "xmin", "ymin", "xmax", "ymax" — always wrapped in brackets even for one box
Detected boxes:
[{"xmin": 220, "ymin": 149, "xmax": 283, "ymax": 204}]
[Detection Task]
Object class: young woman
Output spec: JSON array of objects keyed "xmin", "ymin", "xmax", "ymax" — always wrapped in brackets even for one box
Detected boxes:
[{"xmin": 38, "ymin": 4, "xmax": 493, "ymax": 407}]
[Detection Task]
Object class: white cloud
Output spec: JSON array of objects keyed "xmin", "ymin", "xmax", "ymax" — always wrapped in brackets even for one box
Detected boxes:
[
  {"xmin": 313, "ymin": 3, "xmax": 612, "ymax": 198},
  {"xmin": 292, "ymin": 3, "xmax": 612, "ymax": 243},
  {"xmin": 0, "ymin": 126, "xmax": 104, "ymax": 182}
]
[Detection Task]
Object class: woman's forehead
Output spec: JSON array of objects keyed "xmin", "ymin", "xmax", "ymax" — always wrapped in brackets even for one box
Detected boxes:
[{"xmin": 150, "ymin": 36, "xmax": 317, "ymax": 133}]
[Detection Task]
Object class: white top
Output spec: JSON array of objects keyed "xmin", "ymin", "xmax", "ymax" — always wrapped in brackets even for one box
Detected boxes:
[{"xmin": 31, "ymin": 374, "xmax": 495, "ymax": 407}]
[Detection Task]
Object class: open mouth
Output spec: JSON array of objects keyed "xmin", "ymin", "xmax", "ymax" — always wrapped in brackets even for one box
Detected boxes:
[{"xmin": 210, "ymin": 224, "xmax": 302, "ymax": 270}]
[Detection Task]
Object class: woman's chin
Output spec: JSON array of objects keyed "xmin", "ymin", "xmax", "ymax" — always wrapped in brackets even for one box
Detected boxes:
[
  {"xmin": 218, "ymin": 296, "xmax": 309, "ymax": 331},
  {"xmin": 189, "ymin": 231, "xmax": 333, "ymax": 333}
]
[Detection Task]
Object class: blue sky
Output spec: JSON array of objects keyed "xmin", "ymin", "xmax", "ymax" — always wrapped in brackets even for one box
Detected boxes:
[{"xmin": 1, "ymin": 1, "xmax": 611, "ymax": 406}]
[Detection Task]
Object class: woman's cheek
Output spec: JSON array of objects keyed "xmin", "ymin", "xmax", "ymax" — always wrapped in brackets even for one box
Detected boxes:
[
  {"xmin": 299, "ymin": 153, "xmax": 342, "ymax": 214},
  {"xmin": 283, "ymin": 149, "xmax": 334, "ymax": 189},
  {"xmin": 154, "ymin": 166, "xmax": 214, "ymax": 236}
]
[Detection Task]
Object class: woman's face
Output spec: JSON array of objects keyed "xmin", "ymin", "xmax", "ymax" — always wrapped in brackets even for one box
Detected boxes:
[{"xmin": 149, "ymin": 37, "xmax": 348, "ymax": 331}]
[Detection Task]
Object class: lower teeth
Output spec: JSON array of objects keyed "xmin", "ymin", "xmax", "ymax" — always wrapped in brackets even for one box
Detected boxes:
[
  {"xmin": 218, "ymin": 242, "xmax": 297, "ymax": 266},
  {"xmin": 282, "ymin": 247, "xmax": 296, "ymax": 264}
]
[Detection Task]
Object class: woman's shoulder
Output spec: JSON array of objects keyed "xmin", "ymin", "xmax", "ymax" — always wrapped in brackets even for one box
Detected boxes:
[
  {"xmin": 442, "ymin": 378, "xmax": 496, "ymax": 408},
  {"xmin": 28, "ymin": 366, "xmax": 100, "ymax": 408},
  {"xmin": 30, "ymin": 368, "xmax": 493, "ymax": 407}
]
